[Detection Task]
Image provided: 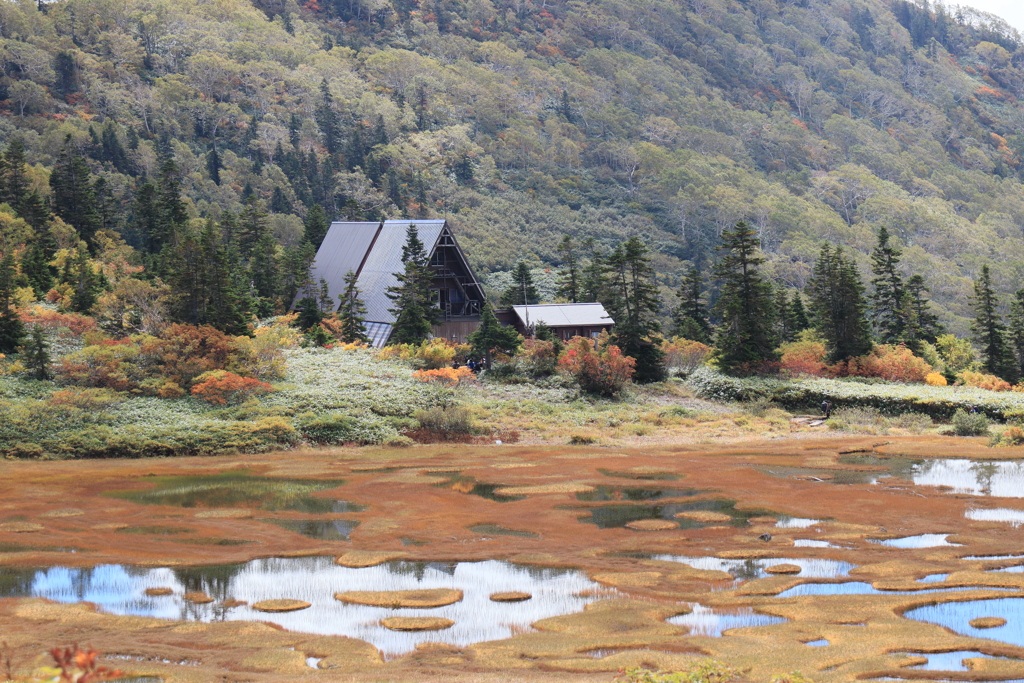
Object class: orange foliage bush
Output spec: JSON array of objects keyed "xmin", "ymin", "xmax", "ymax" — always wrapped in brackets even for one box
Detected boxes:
[
  {"xmin": 848, "ymin": 345, "xmax": 933, "ymax": 383},
  {"xmin": 19, "ymin": 306, "xmax": 98, "ymax": 337},
  {"xmin": 661, "ymin": 337, "xmax": 712, "ymax": 375},
  {"xmin": 557, "ymin": 337, "xmax": 635, "ymax": 396},
  {"xmin": 957, "ymin": 370, "xmax": 1012, "ymax": 392},
  {"xmin": 925, "ymin": 372, "xmax": 948, "ymax": 386},
  {"xmin": 143, "ymin": 323, "xmax": 233, "ymax": 388},
  {"xmin": 412, "ymin": 366, "xmax": 477, "ymax": 386},
  {"xmin": 779, "ymin": 338, "xmax": 829, "ymax": 377},
  {"xmin": 190, "ymin": 370, "xmax": 273, "ymax": 404},
  {"xmin": 48, "ymin": 644, "xmax": 123, "ymax": 682}
]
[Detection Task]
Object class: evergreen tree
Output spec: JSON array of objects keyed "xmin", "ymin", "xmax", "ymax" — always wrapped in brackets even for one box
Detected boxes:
[
  {"xmin": 100, "ymin": 122, "xmax": 129, "ymax": 174},
  {"xmin": 49, "ymin": 139, "xmax": 101, "ymax": 245},
  {"xmin": 580, "ymin": 239, "xmax": 605, "ymax": 302},
  {"xmin": 1, "ymin": 138, "xmax": 29, "ymax": 206},
  {"xmin": 207, "ymin": 147, "xmax": 222, "ymax": 185},
  {"xmin": 166, "ymin": 221, "xmax": 250, "ymax": 335},
  {"xmin": 500, "ymin": 261, "xmax": 539, "ymax": 306},
  {"xmin": 21, "ymin": 241, "xmax": 53, "ymax": 296},
  {"xmin": 671, "ymin": 268, "xmax": 711, "ymax": 343},
  {"xmin": 132, "ymin": 181, "xmax": 161, "ymax": 253},
  {"xmin": 0, "ymin": 253, "xmax": 25, "ymax": 354},
  {"xmin": 249, "ymin": 231, "xmax": 280, "ymax": 302},
  {"xmin": 18, "ymin": 191, "xmax": 51, "ymax": 232},
  {"xmin": 303, "ymin": 204, "xmax": 331, "ymax": 249},
  {"xmin": 295, "ymin": 296, "xmax": 322, "ymax": 330},
  {"xmin": 971, "ymin": 265, "xmax": 1017, "ymax": 382},
  {"xmin": 788, "ymin": 292, "xmax": 810, "ymax": 334},
  {"xmin": 605, "ymin": 236, "xmax": 666, "ymax": 383},
  {"xmin": 337, "ymin": 270, "xmax": 370, "ymax": 344},
  {"xmin": 156, "ymin": 159, "xmax": 189, "ymax": 232},
  {"xmin": 713, "ymin": 221, "xmax": 778, "ymax": 374},
  {"xmin": 902, "ymin": 275, "xmax": 943, "ymax": 354},
  {"xmin": 64, "ymin": 244, "xmax": 105, "ymax": 313},
  {"xmin": 807, "ymin": 244, "xmax": 873, "ymax": 363},
  {"xmin": 316, "ymin": 78, "xmax": 341, "ymax": 157},
  {"xmin": 775, "ymin": 285, "xmax": 793, "ymax": 343},
  {"xmin": 555, "ymin": 235, "xmax": 580, "ymax": 303},
  {"xmin": 469, "ymin": 303, "xmax": 521, "ymax": 364},
  {"xmin": 386, "ymin": 225, "xmax": 440, "ymax": 345},
  {"xmin": 281, "ymin": 241, "xmax": 317, "ymax": 304},
  {"xmin": 869, "ymin": 227, "xmax": 905, "ymax": 343},
  {"xmin": 20, "ymin": 325, "xmax": 50, "ymax": 380},
  {"xmin": 1009, "ymin": 288, "xmax": 1024, "ymax": 380},
  {"xmin": 237, "ymin": 195, "xmax": 269, "ymax": 258}
]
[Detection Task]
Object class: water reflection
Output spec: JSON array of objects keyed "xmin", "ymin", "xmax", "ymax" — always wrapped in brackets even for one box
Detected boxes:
[
  {"xmin": 651, "ymin": 555, "xmax": 854, "ymax": 580},
  {"xmin": 668, "ymin": 604, "xmax": 786, "ymax": 636},
  {"xmin": 905, "ymin": 598, "xmax": 1024, "ymax": 648},
  {"xmin": 262, "ymin": 518, "xmax": 359, "ymax": 540},
  {"xmin": 912, "ymin": 460, "xmax": 1024, "ymax": 497},
  {"xmin": 0, "ymin": 558, "xmax": 612, "ymax": 655},
  {"xmin": 871, "ymin": 534, "xmax": 961, "ymax": 548},
  {"xmin": 895, "ymin": 650, "xmax": 1016, "ymax": 671},
  {"xmin": 776, "ymin": 583, "xmax": 990, "ymax": 597},
  {"xmin": 966, "ymin": 508, "xmax": 1024, "ymax": 526},
  {"xmin": 567, "ymin": 498, "xmax": 773, "ymax": 530}
]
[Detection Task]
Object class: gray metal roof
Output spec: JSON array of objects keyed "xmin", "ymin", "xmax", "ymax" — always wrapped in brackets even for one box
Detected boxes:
[
  {"xmin": 511, "ymin": 303, "xmax": 614, "ymax": 328},
  {"xmin": 358, "ymin": 220, "xmax": 446, "ymax": 323},
  {"xmin": 302, "ymin": 221, "xmax": 380, "ymax": 308}
]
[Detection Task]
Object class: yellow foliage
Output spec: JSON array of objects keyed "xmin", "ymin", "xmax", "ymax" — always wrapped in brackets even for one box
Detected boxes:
[
  {"xmin": 14, "ymin": 285, "xmax": 36, "ymax": 306},
  {"xmin": 230, "ymin": 319, "xmax": 301, "ymax": 381},
  {"xmin": 412, "ymin": 366, "xmax": 477, "ymax": 386},
  {"xmin": 925, "ymin": 372, "xmax": 947, "ymax": 386},
  {"xmin": 957, "ymin": 370, "xmax": 1011, "ymax": 392}
]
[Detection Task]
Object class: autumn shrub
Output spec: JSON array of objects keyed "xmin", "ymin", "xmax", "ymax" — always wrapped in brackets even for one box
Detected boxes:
[
  {"xmin": 56, "ymin": 339, "xmax": 153, "ymax": 392},
  {"xmin": 144, "ymin": 323, "xmax": 234, "ymax": 388},
  {"xmin": 410, "ymin": 404, "xmax": 476, "ymax": 441},
  {"xmin": 47, "ymin": 387, "xmax": 122, "ymax": 411},
  {"xmin": 298, "ymin": 413, "xmax": 362, "ymax": 444},
  {"xmin": 516, "ymin": 338, "xmax": 559, "ymax": 376},
  {"xmin": 19, "ymin": 305, "xmax": 98, "ymax": 338},
  {"xmin": 558, "ymin": 336, "xmax": 635, "ymax": 397},
  {"xmin": 848, "ymin": 345, "xmax": 932, "ymax": 383},
  {"xmin": 661, "ymin": 337, "xmax": 713, "ymax": 376},
  {"xmin": 378, "ymin": 338, "xmax": 469, "ymax": 369},
  {"xmin": 614, "ymin": 660, "xmax": 741, "ymax": 683},
  {"xmin": 190, "ymin": 370, "xmax": 273, "ymax": 405},
  {"xmin": 990, "ymin": 425, "xmax": 1024, "ymax": 447},
  {"xmin": 951, "ymin": 408, "xmax": 990, "ymax": 436},
  {"xmin": 778, "ymin": 336, "xmax": 829, "ymax": 377},
  {"xmin": 957, "ymin": 371, "xmax": 1012, "ymax": 392},
  {"xmin": 412, "ymin": 366, "xmax": 476, "ymax": 386},
  {"xmin": 926, "ymin": 372, "xmax": 948, "ymax": 386},
  {"xmin": 228, "ymin": 319, "xmax": 300, "ymax": 381}
]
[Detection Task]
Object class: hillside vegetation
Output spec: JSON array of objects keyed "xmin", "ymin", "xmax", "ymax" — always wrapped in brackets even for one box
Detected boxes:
[{"xmin": 0, "ymin": 0, "xmax": 1023, "ymax": 335}]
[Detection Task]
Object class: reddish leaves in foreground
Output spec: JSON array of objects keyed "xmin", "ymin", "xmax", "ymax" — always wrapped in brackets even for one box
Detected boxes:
[{"xmin": 50, "ymin": 645, "xmax": 122, "ymax": 682}]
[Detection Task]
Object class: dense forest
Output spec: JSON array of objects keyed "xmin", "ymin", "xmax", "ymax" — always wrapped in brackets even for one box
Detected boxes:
[{"xmin": 0, "ymin": 0, "xmax": 1023, "ymax": 336}]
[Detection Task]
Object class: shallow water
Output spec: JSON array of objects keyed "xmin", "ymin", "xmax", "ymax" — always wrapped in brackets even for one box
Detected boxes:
[
  {"xmin": 792, "ymin": 540, "xmax": 841, "ymax": 548},
  {"xmin": 897, "ymin": 650, "xmax": 1016, "ymax": 671},
  {"xmin": 872, "ymin": 534, "xmax": 961, "ymax": 548},
  {"xmin": 911, "ymin": 460, "xmax": 1024, "ymax": 497},
  {"xmin": 0, "ymin": 558, "xmax": 613, "ymax": 655},
  {"xmin": 597, "ymin": 469, "xmax": 681, "ymax": 481},
  {"xmin": 775, "ymin": 517, "xmax": 821, "ymax": 528},
  {"xmin": 775, "ymin": 583, "xmax": 993, "ymax": 597},
  {"xmin": 919, "ymin": 574, "xmax": 950, "ymax": 582},
  {"xmin": 651, "ymin": 555, "xmax": 854, "ymax": 580},
  {"xmin": 567, "ymin": 498, "xmax": 773, "ymax": 530},
  {"xmin": 432, "ymin": 474, "xmax": 525, "ymax": 503},
  {"xmin": 467, "ymin": 523, "xmax": 540, "ymax": 538},
  {"xmin": 262, "ymin": 518, "xmax": 360, "ymax": 541},
  {"xmin": 105, "ymin": 471, "xmax": 357, "ymax": 514},
  {"xmin": 574, "ymin": 486, "xmax": 705, "ymax": 503},
  {"xmin": 967, "ymin": 508, "xmax": 1024, "ymax": 526},
  {"xmin": 805, "ymin": 639, "xmax": 828, "ymax": 646},
  {"xmin": 905, "ymin": 598, "xmax": 1024, "ymax": 648},
  {"xmin": 668, "ymin": 604, "xmax": 787, "ymax": 636}
]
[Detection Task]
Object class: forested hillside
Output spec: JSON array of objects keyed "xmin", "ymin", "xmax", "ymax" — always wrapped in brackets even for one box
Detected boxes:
[{"xmin": 0, "ymin": 0, "xmax": 1023, "ymax": 335}]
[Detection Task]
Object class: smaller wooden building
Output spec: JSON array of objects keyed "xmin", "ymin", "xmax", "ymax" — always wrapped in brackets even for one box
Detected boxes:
[{"xmin": 508, "ymin": 303, "xmax": 614, "ymax": 340}]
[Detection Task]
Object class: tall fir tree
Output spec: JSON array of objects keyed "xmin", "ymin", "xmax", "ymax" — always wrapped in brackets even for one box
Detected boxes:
[
  {"xmin": 132, "ymin": 181, "xmax": 162, "ymax": 253},
  {"xmin": 500, "ymin": 261, "xmax": 539, "ymax": 306},
  {"xmin": 1009, "ymin": 287, "xmax": 1024, "ymax": 380},
  {"xmin": 206, "ymin": 147, "xmax": 222, "ymax": 185},
  {"xmin": 1, "ymin": 138, "xmax": 29, "ymax": 206},
  {"xmin": 671, "ymin": 268, "xmax": 711, "ymax": 343},
  {"xmin": 303, "ymin": 204, "xmax": 330, "ymax": 249},
  {"xmin": 580, "ymin": 239, "xmax": 606, "ymax": 303},
  {"xmin": 0, "ymin": 252, "xmax": 25, "ymax": 354},
  {"xmin": 775, "ymin": 285, "xmax": 793, "ymax": 343},
  {"xmin": 20, "ymin": 325, "xmax": 50, "ymax": 380},
  {"xmin": 49, "ymin": 138, "xmax": 101, "ymax": 245},
  {"xmin": 249, "ymin": 231, "xmax": 281, "ymax": 304},
  {"xmin": 713, "ymin": 221, "xmax": 778, "ymax": 374},
  {"xmin": 166, "ymin": 221, "xmax": 250, "ymax": 335},
  {"xmin": 901, "ymin": 275, "xmax": 943, "ymax": 354},
  {"xmin": 337, "ymin": 270, "xmax": 370, "ymax": 344},
  {"xmin": 555, "ymin": 235, "xmax": 580, "ymax": 303},
  {"xmin": 316, "ymin": 78, "xmax": 341, "ymax": 158},
  {"xmin": 869, "ymin": 227, "xmax": 905, "ymax": 344},
  {"xmin": 788, "ymin": 292, "xmax": 810, "ymax": 334},
  {"xmin": 386, "ymin": 225, "xmax": 440, "ymax": 345},
  {"xmin": 605, "ymin": 236, "xmax": 666, "ymax": 383},
  {"xmin": 807, "ymin": 245, "xmax": 873, "ymax": 363},
  {"xmin": 971, "ymin": 265, "xmax": 1017, "ymax": 382},
  {"xmin": 237, "ymin": 195, "xmax": 269, "ymax": 258},
  {"xmin": 63, "ymin": 244, "xmax": 105, "ymax": 313}
]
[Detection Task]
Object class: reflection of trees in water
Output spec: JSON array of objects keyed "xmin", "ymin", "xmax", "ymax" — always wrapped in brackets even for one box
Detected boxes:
[
  {"xmin": 575, "ymin": 486, "xmax": 703, "ymax": 502},
  {"xmin": 172, "ymin": 563, "xmax": 244, "ymax": 598},
  {"xmin": 0, "ymin": 567, "xmax": 39, "ymax": 596},
  {"xmin": 729, "ymin": 559, "xmax": 764, "ymax": 581},
  {"xmin": 971, "ymin": 461, "xmax": 998, "ymax": 496}
]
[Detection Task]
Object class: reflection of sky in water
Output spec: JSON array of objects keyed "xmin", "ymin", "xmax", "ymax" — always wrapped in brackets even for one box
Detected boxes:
[
  {"xmin": 905, "ymin": 598, "xmax": 1024, "ymax": 648},
  {"xmin": 967, "ymin": 508, "xmax": 1024, "ymax": 526},
  {"xmin": 912, "ymin": 460, "xmax": 1024, "ymax": 497},
  {"xmin": 776, "ymin": 583, "xmax": 992, "ymax": 597},
  {"xmin": 792, "ymin": 539, "xmax": 840, "ymax": 548},
  {"xmin": 0, "ymin": 558, "xmax": 613, "ymax": 656},
  {"xmin": 805, "ymin": 638, "xmax": 828, "ymax": 646},
  {"xmin": 668, "ymin": 604, "xmax": 786, "ymax": 636},
  {"xmin": 897, "ymin": 650, "xmax": 1015, "ymax": 671},
  {"xmin": 919, "ymin": 574, "xmax": 950, "ymax": 582},
  {"xmin": 872, "ymin": 534, "xmax": 960, "ymax": 548},
  {"xmin": 775, "ymin": 517, "xmax": 820, "ymax": 528},
  {"xmin": 651, "ymin": 555, "xmax": 854, "ymax": 580}
]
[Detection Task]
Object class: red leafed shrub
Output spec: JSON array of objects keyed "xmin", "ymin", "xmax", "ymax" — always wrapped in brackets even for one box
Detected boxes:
[
  {"xmin": 49, "ymin": 644, "xmax": 123, "ymax": 682},
  {"xmin": 557, "ymin": 337, "xmax": 635, "ymax": 396},
  {"xmin": 958, "ymin": 370, "xmax": 1012, "ymax": 392},
  {"xmin": 19, "ymin": 306, "xmax": 98, "ymax": 337},
  {"xmin": 141, "ymin": 323, "xmax": 233, "ymax": 388},
  {"xmin": 779, "ymin": 337, "xmax": 829, "ymax": 377},
  {"xmin": 661, "ymin": 337, "xmax": 713, "ymax": 375},
  {"xmin": 848, "ymin": 345, "xmax": 933, "ymax": 383},
  {"xmin": 190, "ymin": 370, "xmax": 273, "ymax": 404}
]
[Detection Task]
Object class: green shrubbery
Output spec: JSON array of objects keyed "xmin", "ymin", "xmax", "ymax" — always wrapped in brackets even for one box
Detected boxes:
[
  {"xmin": 687, "ymin": 366, "xmax": 1024, "ymax": 420},
  {"xmin": 950, "ymin": 409, "xmax": 990, "ymax": 436}
]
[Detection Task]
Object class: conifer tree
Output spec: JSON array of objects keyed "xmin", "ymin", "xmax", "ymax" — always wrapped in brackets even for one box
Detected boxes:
[
  {"xmin": 64, "ymin": 244, "xmax": 105, "ymax": 313},
  {"xmin": 807, "ymin": 245, "xmax": 873, "ymax": 363},
  {"xmin": 1, "ymin": 138, "xmax": 29, "ymax": 206},
  {"xmin": 237, "ymin": 195, "xmax": 269, "ymax": 258},
  {"xmin": 207, "ymin": 147, "xmax": 222, "ymax": 185},
  {"xmin": 337, "ymin": 270, "xmax": 370, "ymax": 344},
  {"xmin": 902, "ymin": 275, "xmax": 943, "ymax": 354},
  {"xmin": 303, "ymin": 204, "xmax": 330, "ymax": 249},
  {"xmin": 605, "ymin": 236, "xmax": 666, "ymax": 383},
  {"xmin": 500, "ymin": 261, "xmax": 539, "ymax": 306},
  {"xmin": 971, "ymin": 265, "xmax": 1017, "ymax": 382},
  {"xmin": 0, "ymin": 253, "xmax": 25, "ymax": 354},
  {"xmin": 1008, "ymin": 288, "xmax": 1024, "ymax": 379},
  {"xmin": 580, "ymin": 239, "xmax": 606, "ymax": 303},
  {"xmin": 295, "ymin": 296, "xmax": 322, "ymax": 330},
  {"xmin": 20, "ymin": 325, "xmax": 50, "ymax": 380},
  {"xmin": 21, "ymin": 241, "xmax": 53, "ymax": 296},
  {"xmin": 386, "ymin": 225, "xmax": 440, "ymax": 345},
  {"xmin": 49, "ymin": 139, "xmax": 101, "ymax": 245},
  {"xmin": 788, "ymin": 292, "xmax": 810, "ymax": 334},
  {"xmin": 156, "ymin": 159, "xmax": 189, "ymax": 233},
  {"xmin": 132, "ymin": 181, "xmax": 161, "ymax": 253},
  {"xmin": 469, "ymin": 303, "xmax": 521, "ymax": 364},
  {"xmin": 316, "ymin": 79, "xmax": 341, "ymax": 157},
  {"xmin": 166, "ymin": 221, "xmax": 250, "ymax": 335},
  {"xmin": 869, "ymin": 227, "xmax": 905, "ymax": 343},
  {"xmin": 775, "ymin": 285, "xmax": 793, "ymax": 343},
  {"xmin": 281, "ymin": 241, "xmax": 317, "ymax": 305},
  {"xmin": 555, "ymin": 235, "xmax": 580, "ymax": 303},
  {"xmin": 249, "ymin": 231, "xmax": 281, "ymax": 303},
  {"xmin": 18, "ymin": 191, "xmax": 50, "ymax": 231},
  {"xmin": 713, "ymin": 221, "xmax": 778, "ymax": 373},
  {"xmin": 671, "ymin": 268, "xmax": 711, "ymax": 343}
]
